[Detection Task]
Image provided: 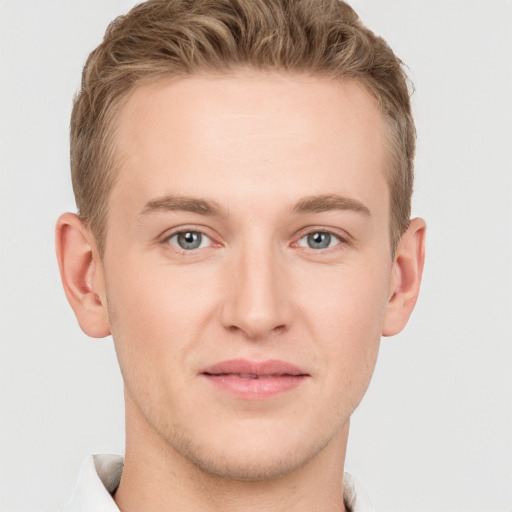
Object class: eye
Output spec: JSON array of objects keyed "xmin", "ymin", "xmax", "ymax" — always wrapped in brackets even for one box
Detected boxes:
[
  {"xmin": 297, "ymin": 231, "xmax": 342, "ymax": 250},
  {"xmin": 167, "ymin": 230, "xmax": 212, "ymax": 250}
]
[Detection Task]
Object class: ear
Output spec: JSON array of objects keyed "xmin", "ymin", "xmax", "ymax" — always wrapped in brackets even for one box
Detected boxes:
[
  {"xmin": 382, "ymin": 217, "xmax": 426, "ymax": 337},
  {"xmin": 55, "ymin": 213, "xmax": 111, "ymax": 338}
]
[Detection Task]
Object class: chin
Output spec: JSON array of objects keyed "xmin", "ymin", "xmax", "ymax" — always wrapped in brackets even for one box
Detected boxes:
[
  {"xmin": 177, "ymin": 442, "xmax": 316, "ymax": 482},
  {"xmin": 165, "ymin": 420, "xmax": 336, "ymax": 482}
]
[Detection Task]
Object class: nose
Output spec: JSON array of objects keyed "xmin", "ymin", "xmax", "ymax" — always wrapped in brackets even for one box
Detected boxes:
[{"xmin": 220, "ymin": 241, "xmax": 292, "ymax": 341}]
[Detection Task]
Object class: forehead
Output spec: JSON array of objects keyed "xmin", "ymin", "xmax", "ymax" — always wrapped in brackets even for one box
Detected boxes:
[{"xmin": 111, "ymin": 72, "xmax": 387, "ymax": 218}]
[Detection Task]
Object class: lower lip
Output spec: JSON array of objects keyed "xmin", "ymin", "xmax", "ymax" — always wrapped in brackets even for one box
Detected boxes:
[{"xmin": 203, "ymin": 374, "xmax": 308, "ymax": 399}]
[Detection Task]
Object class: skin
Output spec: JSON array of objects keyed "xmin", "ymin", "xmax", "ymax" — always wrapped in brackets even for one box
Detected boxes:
[{"xmin": 56, "ymin": 72, "xmax": 426, "ymax": 512}]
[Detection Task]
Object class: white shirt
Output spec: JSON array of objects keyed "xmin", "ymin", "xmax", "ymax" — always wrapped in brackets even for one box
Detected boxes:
[{"xmin": 60, "ymin": 454, "xmax": 374, "ymax": 512}]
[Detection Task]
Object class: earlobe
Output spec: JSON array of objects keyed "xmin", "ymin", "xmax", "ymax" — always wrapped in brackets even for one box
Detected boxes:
[
  {"xmin": 55, "ymin": 213, "xmax": 111, "ymax": 338},
  {"xmin": 382, "ymin": 218, "xmax": 426, "ymax": 337}
]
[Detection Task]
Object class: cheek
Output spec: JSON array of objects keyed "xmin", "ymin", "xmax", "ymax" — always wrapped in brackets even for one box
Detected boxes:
[
  {"xmin": 295, "ymin": 260, "xmax": 390, "ymax": 389},
  {"xmin": 104, "ymin": 253, "xmax": 222, "ymax": 378},
  {"xmin": 298, "ymin": 258, "xmax": 390, "ymax": 334},
  {"xmin": 103, "ymin": 258, "xmax": 215, "ymax": 417},
  {"xmin": 106, "ymin": 250, "xmax": 211, "ymax": 329}
]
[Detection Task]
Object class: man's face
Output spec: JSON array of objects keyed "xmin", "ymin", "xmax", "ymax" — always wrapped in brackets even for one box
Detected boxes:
[{"xmin": 101, "ymin": 73, "xmax": 394, "ymax": 479}]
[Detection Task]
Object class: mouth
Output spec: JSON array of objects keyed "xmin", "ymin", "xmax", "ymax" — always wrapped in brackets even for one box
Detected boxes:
[
  {"xmin": 207, "ymin": 373, "xmax": 292, "ymax": 379},
  {"xmin": 201, "ymin": 359, "xmax": 309, "ymax": 399}
]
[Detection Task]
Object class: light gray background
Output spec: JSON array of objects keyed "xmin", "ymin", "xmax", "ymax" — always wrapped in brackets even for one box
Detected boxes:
[{"xmin": 1, "ymin": 1, "xmax": 511, "ymax": 511}]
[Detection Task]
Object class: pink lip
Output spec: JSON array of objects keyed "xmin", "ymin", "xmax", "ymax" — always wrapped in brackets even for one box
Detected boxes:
[{"xmin": 201, "ymin": 359, "xmax": 309, "ymax": 400}]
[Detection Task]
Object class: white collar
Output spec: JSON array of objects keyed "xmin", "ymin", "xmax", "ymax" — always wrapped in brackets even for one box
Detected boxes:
[
  {"xmin": 60, "ymin": 454, "xmax": 374, "ymax": 512},
  {"xmin": 60, "ymin": 455, "xmax": 122, "ymax": 511}
]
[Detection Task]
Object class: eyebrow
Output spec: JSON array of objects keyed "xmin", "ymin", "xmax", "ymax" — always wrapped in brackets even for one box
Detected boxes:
[
  {"xmin": 139, "ymin": 195, "xmax": 228, "ymax": 217},
  {"xmin": 138, "ymin": 193, "xmax": 370, "ymax": 218},
  {"xmin": 292, "ymin": 194, "xmax": 371, "ymax": 216}
]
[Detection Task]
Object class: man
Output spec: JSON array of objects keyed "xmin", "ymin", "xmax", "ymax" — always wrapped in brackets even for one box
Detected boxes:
[{"xmin": 56, "ymin": 0, "xmax": 425, "ymax": 510}]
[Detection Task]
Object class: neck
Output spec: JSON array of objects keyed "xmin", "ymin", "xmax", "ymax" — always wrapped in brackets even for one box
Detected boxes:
[{"xmin": 114, "ymin": 392, "xmax": 349, "ymax": 512}]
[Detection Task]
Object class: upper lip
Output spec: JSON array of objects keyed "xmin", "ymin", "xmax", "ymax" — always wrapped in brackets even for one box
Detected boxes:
[{"xmin": 202, "ymin": 359, "xmax": 308, "ymax": 377}]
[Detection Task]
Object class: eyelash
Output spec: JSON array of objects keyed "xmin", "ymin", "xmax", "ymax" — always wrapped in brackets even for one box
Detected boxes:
[
  {"xmin": 163, "ymin": 228, "xmax": 217, "ymax": 253},
  {"xmin": 295, "ymin": 229, "xmax": 345, "ymax": 251},
  {"xmin": 162, "ymin": 227, "xmax": 348, "ymax": 254}
]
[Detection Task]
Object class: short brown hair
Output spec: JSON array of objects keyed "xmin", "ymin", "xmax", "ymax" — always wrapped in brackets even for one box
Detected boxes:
[{"xmin": 71, "ymin": 0, "xmax": 415, "ymax": 256}]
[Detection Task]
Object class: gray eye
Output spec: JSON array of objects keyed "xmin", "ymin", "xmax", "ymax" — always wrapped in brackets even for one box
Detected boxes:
[
  {"xmin": 307, "ymin": 232, "xmax": 331, "ymax": 249},
  {"xmin": 168, "ymin": 231, "xmax": 210, "ymax": 250},
  {"xmin": 297, "ymin": 231, "xmax": 340, "ymax": 250}
]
